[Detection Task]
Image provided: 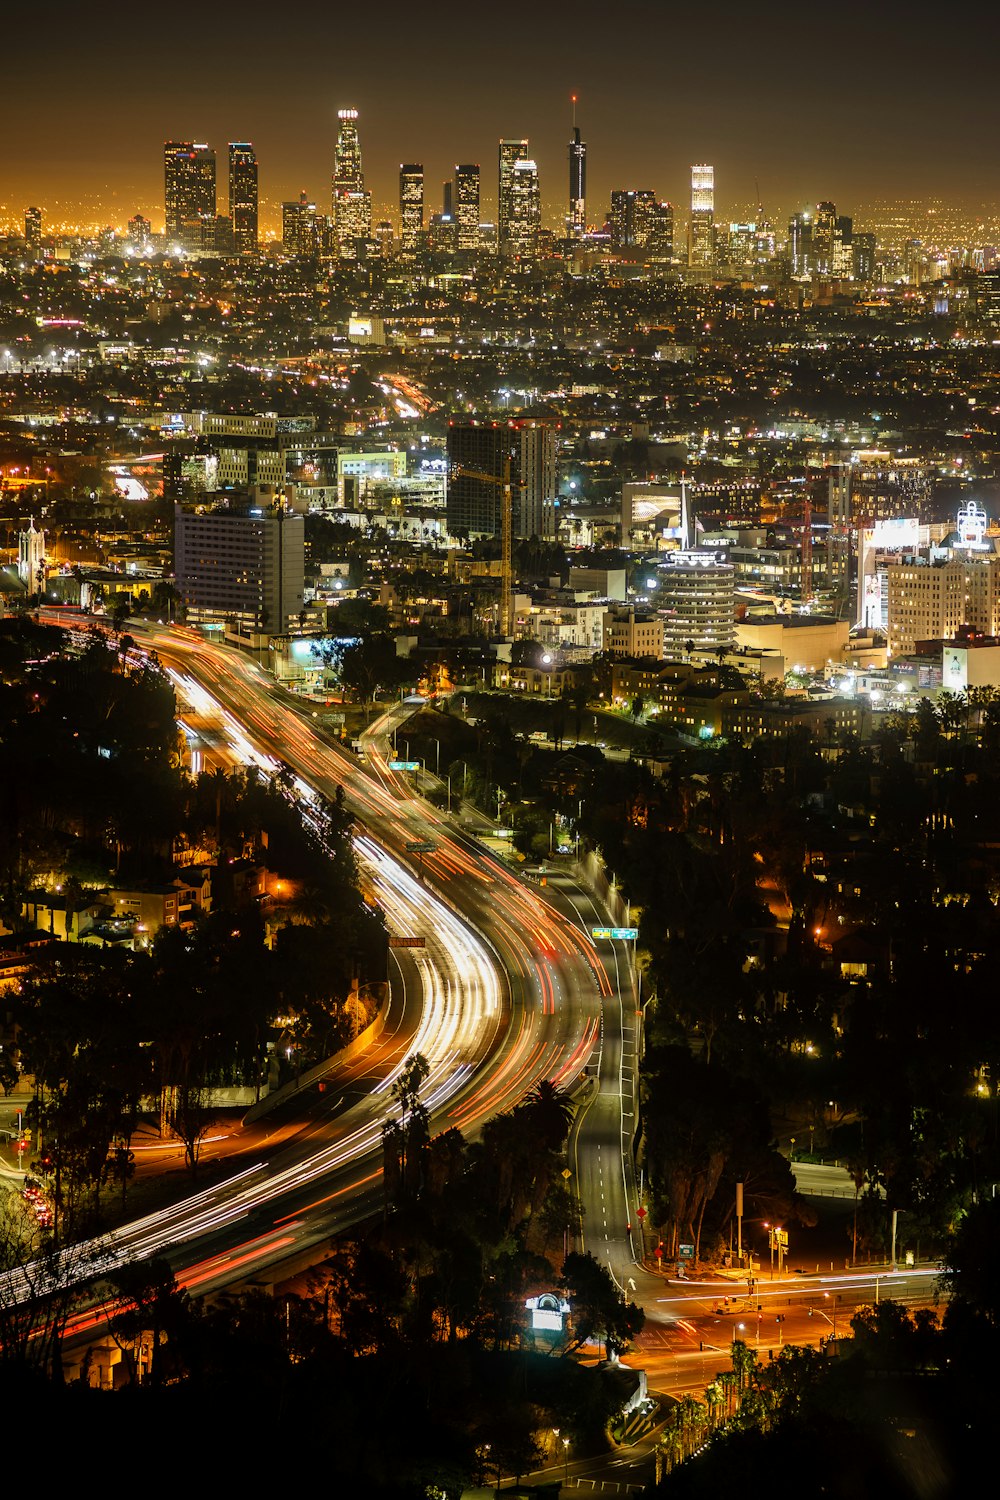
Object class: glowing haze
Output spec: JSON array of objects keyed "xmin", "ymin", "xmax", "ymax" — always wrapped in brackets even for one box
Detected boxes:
[{"xmin": 2, "ymin": 0, "xmax": 997, "ymax": 233}]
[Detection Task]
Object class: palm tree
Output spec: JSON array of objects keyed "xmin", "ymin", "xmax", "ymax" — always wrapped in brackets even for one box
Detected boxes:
[{"xmin": 524, "ymin": 1079, "xmax": 574, "ymax": 1150}]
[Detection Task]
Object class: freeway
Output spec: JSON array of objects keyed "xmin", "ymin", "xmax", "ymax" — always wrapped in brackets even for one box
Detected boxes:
[{"xmin": 28, "ymin": 617, "xmax": 610, "ymax": 1301}]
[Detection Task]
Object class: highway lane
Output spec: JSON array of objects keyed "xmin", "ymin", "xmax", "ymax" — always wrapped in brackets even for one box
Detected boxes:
[{"xmin": 23, "ymin": 617, "xmax": 606, "ymax": 1304}]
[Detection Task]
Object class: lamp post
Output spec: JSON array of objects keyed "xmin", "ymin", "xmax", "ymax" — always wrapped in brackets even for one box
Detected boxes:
[{"xmin": 562, "ymin": 1436, "xmax": 570, "ymax": 1485}]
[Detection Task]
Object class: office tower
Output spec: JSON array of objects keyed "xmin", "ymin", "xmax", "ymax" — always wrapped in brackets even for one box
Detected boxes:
[
  {"xmin": 127, "ymin": 213, "xmax": 151, "ymax": 251},
  {"xmin": 646, "ymin": 201, "xmax": 674, "ymax": 263},
  {"xmin": 568, "ymin": 117, "xmax": 586, "ymax": 237},
  {"xmin": 788, "ymin": 211, "xmax": 812, "ymax": 276},
  {"xmin": 374, "ymin": 220, "xmax": 394, "ymax": 258},
  {"xmin": 332, "ymin": 108, "xmax": 371, "ymax": 257},
  {"xmin": 812, "ymin": 201, "xmax": 837, "ymax": 275},
  {"xmin": 455, "ymin": 164, "xmax": 481, "ymax": 251},
  {"xmin": 282, "ymin": 192, "xmax": 319, "ymax": 255},
  {"xmin": 446, "ymin": 422, "xmax": 515, "ymax": 537},
  {"xmin": 399, "ymin": 164, "xmax": 424, "ymax": 253},
  {"xmin": 852, "ymin": 231, "xmax": 876, "ymax": 282},
  {"xmin": 517, "ymin": 423, "xmax": 557, "ymax": 539},
  {"xmin": 506, "ymin": 158, "xmax": 540, "ymax": 258},
  {"xmin": 174, "ymin": 502, "xmax": 305, "ymax": 635},
  {"xmin": 688, "ymin": 164, "xmax": 714, "ymax": 268},
  {"xmin": 498, "ymin": 138, "xmax": 528, "ymax": 253},
  {"xmin": 659, "ymin": 550, "xmax": 735, "ymax": 657},
  {"xmin": 24, "ymin": 206, "xmax": 41, "ymax": 252},
  {"xmin": 228, "ymin": 142, "xmax": 258, "ymax": 254},
  {"xmin": 164, "ymin": 142, "xmax": 216, "ymax": 238},
  {"xmin": 609, "ymin": 189, "xmax": 659, "ymax": 251}
]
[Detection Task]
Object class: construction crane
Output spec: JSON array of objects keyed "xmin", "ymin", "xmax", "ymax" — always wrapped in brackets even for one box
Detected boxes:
[{"xmin": 448, "ymin": 459, "xmax": 514, "ymax": 637}]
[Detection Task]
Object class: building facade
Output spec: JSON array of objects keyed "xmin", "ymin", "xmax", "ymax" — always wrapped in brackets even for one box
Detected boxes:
[
  {"xmin": 164, "ymin": 142, "xmax": 216, "ymax": 240},
  {"xmin": 228, "ymin": 142, "xmax": 258, "ymax": 254},
  {"xmin": 174, "ymin": 503, "xmax": 304, "ymax": 634}
]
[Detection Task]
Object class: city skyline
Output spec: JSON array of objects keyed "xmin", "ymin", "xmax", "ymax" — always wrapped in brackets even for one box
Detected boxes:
[{"xmin": 2, "ymin": 0, "xmax": 999, "ymax": 231}]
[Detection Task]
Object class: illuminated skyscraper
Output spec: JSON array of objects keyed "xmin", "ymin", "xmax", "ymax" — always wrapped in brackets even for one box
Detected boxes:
[
  {"xmin": 282, "ymin": 192, "xmax": 320, "ymax": 256},
  {"xmin": 517, "ymin": 423, "xmax": 557, "ymax": 539},
  {"xmin": 498, "ymin": 138, "xmax": 528, "ymax": 253},
  {"xmin": 399, "ymin": 164, "xmax": 424, "ymax": 253},
  {"xmin": 228, "ymin": 143, "xmax": 258, "ymax": 254},
  {"xmin": 687, "ymin": 163, "xmax": 714, "ymax": 268},
  {"xmin": 788, "ymin": 211, "xmax": 812, "ymax": 276},
  {"xmin": 568, "ymin": 117, "xmax": 586, "ymax": 237},
  {"xmin": 455, "ymin": 164, "xmax": 481, "ymax": 251},
  {"xmin": 813, "ymin": 200, "xmax": 836, "ymax": 275},
  {"xmin": 507, "ymin": 158, "xmax": 540, "ymax": 258},
  {"xmin": 332, "ymin": 108, "xmax": 371, "ymax": 257},
  {"xmin": 164, "ymin": 142, "xmax": 216, "ymax": 239},
  {"xmin": 127, "ymin": 213, "xmax": 151, "ymax": 251},
  {"xmin": 24, "ymin": 206, "xmax": 41, "ymax": 252}
]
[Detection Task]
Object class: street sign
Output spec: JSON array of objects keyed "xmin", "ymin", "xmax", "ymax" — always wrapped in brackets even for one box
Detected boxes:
[
  {"xmin": 591, "ymin": 926, "xmax": 639, "ymax": 941},
  {"xmin": 389, "ymin": 760, "xmax": 420, "ymax": 771},
  {"xmin": 678, "ymin": 1243, "xmax": 695, "ymax": 1260},
  {"xmin": 406, "ymin": 841, "xmax": 436, "ymax": 854},
  {"xmin": 326, "ymin": 712, "xmax": 346, "ymax": 724},
  {"xmin": 389, "ymin": 936, "xmax": 426, "ymax": 948},
  {"xmin": 637, "ymin": 1206, "xmax": 647, "ymax": 1219}
]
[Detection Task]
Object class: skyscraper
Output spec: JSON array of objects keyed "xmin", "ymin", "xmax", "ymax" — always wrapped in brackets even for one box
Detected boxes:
[
  {"xmin": 498, "ymin": 138, "xmax": 528, "ymax": 254},
  {"xmin": 332, "ymin": 108, "xmax": 371, "ymax": 257},
  {"xmin": 812, "ymin": 201, "xmax": 837, "ymax": 275},
  {"xmin": 282, "ymin": 192, "xmax": 319, "ymax": 255},
  {"xmin": 568, "ymin": 118, "xmax": 586, "ymax": 238},
  {"xmin": 164, "ymin": 142, "xmax": 216, "ymax": 239},
  {"xmin": 228, "ymin": 143, "xmax": 258, "ymax": 254},
  {"xmin": 399, "ymin": 164, "xmax": 424, "ymax": 253},
  {"xmin": 24, "ymin": 207, "xmax": 41, "ymax": 253},
  {"xmin": 517, "ymin": 423, "xmax": 557, "ymax": 539},
  {"xmin": 688, "ymin": 163, "xmax": 714, "ymax": 268},
  {"xmin": 507, "ymin": 158, "xmax": 540, "ymax": 258},
  {"xmin": 455, "ymin": 164, "xmax": 481, "ymax": 251}
]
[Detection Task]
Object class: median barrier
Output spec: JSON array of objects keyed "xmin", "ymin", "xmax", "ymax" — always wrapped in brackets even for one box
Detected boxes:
[{"xmin": 243, "ymin": 991, "xmax": 387, "ymax": 1125}]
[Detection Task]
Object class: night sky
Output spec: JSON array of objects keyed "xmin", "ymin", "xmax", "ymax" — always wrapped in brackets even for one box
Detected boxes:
[{"xmin": 2, "ymin": 0, "xmax": 997, "ymax": 230}]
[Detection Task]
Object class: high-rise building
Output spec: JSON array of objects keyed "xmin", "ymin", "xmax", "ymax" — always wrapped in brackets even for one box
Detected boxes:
[
  {"xmin": 174, "ymin": 502, "xmax": 304, "ymax": 635},
  {"xmin": 788, "ymin": 211, "xmax": 812, "ymax": 276},
  {"xmin": 507, "ymin": 158, "xmax": 540, "ymax": 258},
  {"xmin": 455, "ymin": 164, "xmax": 481, "ymax": 251},
  {"xmin": 127, "ymin": 214, "xmax": 151, "ymax": 251},
  {"xmin": 228, "ymin": 142, "xmax": 258, "ymax": 254},
  {"xmin": 688, "ymin": 163, "xmax": 715, "ymax": 268},
  {"xmin": 852, "ymin": 231, "xmax": 876, "ymax": 282},
  {"xmin": 399, "ymin": 164, "xmax": 424, "ymax": 253},
  {"xmin": 447, "ymin": 422, "xmax": 515, "ymax": 538},
  {"xmin": 164, "ymin": 142, "xmax": 216, "ymax": 239},
  {"xmin": 659, "ymin": 550, "xmax": 735, "ymax": 657},
  {"xmin": 517, "ymin": 423, "xmax": 557, "ymax": 539},
  {"xmin": 568, "ymin": 121, "xmax": 586, "ymax": 237},
  {"xmin": 24, "ymin": 207, "xmax": 41, "ymax": 252},
  {"xmin": 332, "ymin": 108, "xmax": 371, "ymax": 257},
  {"xmin": 498, "ymin": 138, "xmax": 528, "ymax": 253},
  {"xmin": 813, "ymin": 201, "xmax": 837, "ymax": 275},
  {"xmin": 282, "ymin": 192, "xmax": 319, "ymax": 255}
]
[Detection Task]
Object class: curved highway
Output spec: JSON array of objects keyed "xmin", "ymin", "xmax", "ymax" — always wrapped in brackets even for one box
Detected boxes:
[{"xmin": 28, "ymin": 618, "xmax": 611, "ymax": 1304}]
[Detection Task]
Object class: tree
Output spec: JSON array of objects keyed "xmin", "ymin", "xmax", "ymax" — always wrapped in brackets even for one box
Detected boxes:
[{"xmin": 560, "ymin": 1250, "xmax": 644, "ymax": 1357}]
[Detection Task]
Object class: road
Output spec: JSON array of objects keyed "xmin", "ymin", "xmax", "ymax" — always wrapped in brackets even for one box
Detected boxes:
[{"xmin": 23, "ymin": 616, "xmax": 611, "ymax": 1311}]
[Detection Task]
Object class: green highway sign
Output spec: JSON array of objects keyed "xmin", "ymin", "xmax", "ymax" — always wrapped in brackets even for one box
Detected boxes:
[
  {"xmin": 389, "ymin": 760, "xmax": 420, "ymax": 771},
  {"xmin": 591, "ymin": 926, "xmax": 639, "ymax": 941},
  {"xmin": 406, "ymin": 841, "xmax": 437, "ymax": 855}
]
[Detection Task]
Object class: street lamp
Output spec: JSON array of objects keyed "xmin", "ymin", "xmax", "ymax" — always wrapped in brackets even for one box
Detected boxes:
[{"xmin": 562, "ymin": 1436, "xmax": 570, "ymax": 1485}]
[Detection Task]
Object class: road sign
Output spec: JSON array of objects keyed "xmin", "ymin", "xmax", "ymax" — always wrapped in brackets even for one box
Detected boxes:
[
  {"xmin": 389, "ymin": 936, "xmax": 426, "ymax": 948},
  {"xmin": 637, "ymin": 1206, "xmax": 647, "ymax": 1219},
  {"xmin": 389, "ymin": 760, "xmax": 420, "ymax": 771},
  {"xmin": 591, "ymin": 926, "xmax": 639, "ymax": 941},
  {"xmin": 678, "ymin": 1243, "xmax": 695, "ymax": 1260},
  {"xmin": 406, "ymin": 841, "xmax": 436, "ymax": 854},
  {"xmin": 325, "ymin": 712, "xmax": 346, "ymax": 724}
]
